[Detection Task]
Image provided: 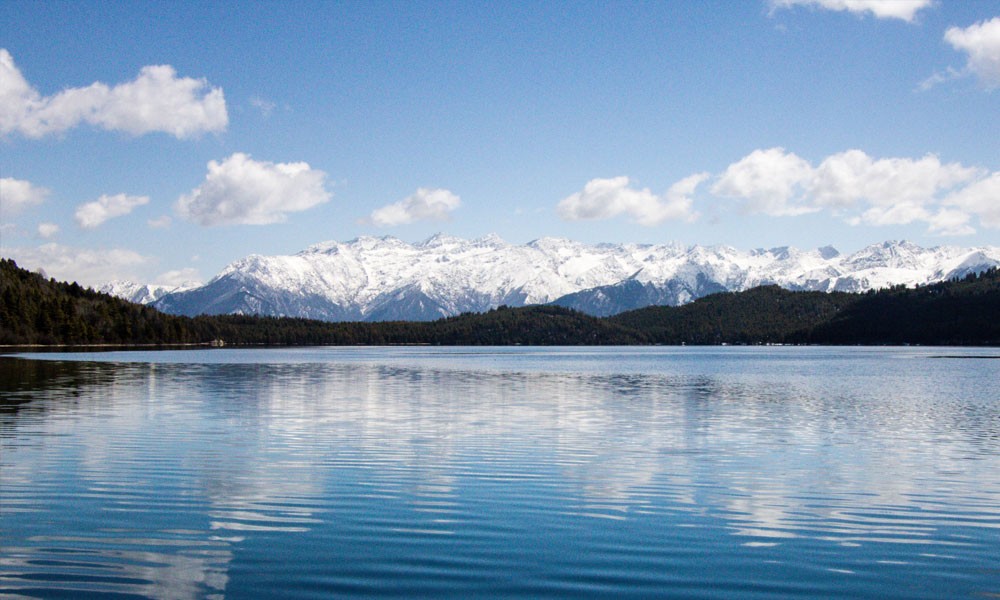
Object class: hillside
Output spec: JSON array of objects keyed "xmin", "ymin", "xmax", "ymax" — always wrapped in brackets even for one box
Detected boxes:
[
  {"xmin": 803, "ymin": 271, "xmax": 1000, "ymax": 345},
  {"xmin": 609, "ymin": 285, "xmax": 860, "ymax": 345},
  {"xmin": 2, "ymin": 258, "xmax": 999, "ymax": 347},
  {"xmin": 0, "ymin": 259, "xmax": 200, "ymax": 346},
  {"xmin": 610, "ymin": 268, "xmax": 1000, "ymax": 346},
  {"xmin": 0, "ymin": 259, "xmax": 638, "ymax": 346}
]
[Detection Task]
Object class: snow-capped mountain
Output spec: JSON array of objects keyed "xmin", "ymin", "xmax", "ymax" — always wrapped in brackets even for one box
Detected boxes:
[
  {"xmin": 127, "ymin": 235, "xmax": 1000, "ymax": 321},
  {"xmin": 98, "ymin": 280, "xmax": 198, "ymax": 305}
]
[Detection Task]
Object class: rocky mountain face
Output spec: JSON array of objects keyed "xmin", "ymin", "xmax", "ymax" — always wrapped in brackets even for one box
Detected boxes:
[{"xmin": 104, "ymin": 235, "xmax": 1000, "ymax": 321}]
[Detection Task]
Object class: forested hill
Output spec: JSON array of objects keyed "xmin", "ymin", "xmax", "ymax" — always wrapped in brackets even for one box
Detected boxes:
[
  {"xmin": 0, "ymin": 259, "xmax": 639, "ymax": 346},
  {"xmin": 608, "ymin": 286, "xmax": 859, "ymax": 345},
  {"xmin": 1, "ymin": 258, "xmax": 200, "ymax": 345},
  {"xmin": 2, "ymin": 258, "xmax": 999, "ymax": 346},
  {"xmin": 610, "ymin": 269, "xmax": 1000, "ymax": 345},
  {"xmin": 802, "ymin": 270, "xmax": 1000, "ymax": 345}
]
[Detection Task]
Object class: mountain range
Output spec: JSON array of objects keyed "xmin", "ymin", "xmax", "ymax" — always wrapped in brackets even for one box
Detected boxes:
[{"xmin": 99, "ymin": 235, "xmax": 1000, "ymax": 321}]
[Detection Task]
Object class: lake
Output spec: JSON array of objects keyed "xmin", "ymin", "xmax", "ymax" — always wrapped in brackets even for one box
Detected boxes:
[{"xmin": 2, "ymin": 346, "xmax": 999, "ymax": 599}]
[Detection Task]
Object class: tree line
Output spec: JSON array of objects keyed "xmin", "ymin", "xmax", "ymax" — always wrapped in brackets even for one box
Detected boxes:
[{"xmin": 2, "ymin": 258, "xmax": 999, "ymax": 347}]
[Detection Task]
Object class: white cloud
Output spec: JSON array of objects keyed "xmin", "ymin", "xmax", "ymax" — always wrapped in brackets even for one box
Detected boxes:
[
  {"xmin": 367, "ymin": 188, "xmax": 461, "ymax": 227},
  {"xmin": 927, "ymin": 209, "xmax": 975, "ymax": 237},
  {"xmin": 944, "ymin": 172, "xmax": 1000, "ymax": 229},
  {"xmin": 557, "ymin": 149, "xmax": 998, "ymax": 237},
  {"xmin": 3, "ymin": 243, "xmax": 150, "ymax": 287},
  {"xmin": 558, "ymin": 175, "xmax": 704, "ymax": 226},
  {"xmin": 0, "ymin": 48, "xmax": 227, "ymax": 139},
  {"xmin": 667, "ymin": 172, "xmax": 711, "ymax": 213},
  {"xmin": 849, "ymin": 202, "xmax": 931, "ymax": 227},
  {"xmin": 75, "ymin": 193, "xmax": 150, "ymax": 229},
  {"xmin": 0, "ymin": 177, "xmax": 49, "ymax": 214},
  {"xmin": 769, "ymin": 0, "xmax": 932, "ymax": 22},
  {"xmin": 153, "ymin": 267, "xmax": 202, "ymax": 288},
  {"xmin": 809, "ymin": 150, "xmax": 979, "ymax": 208},
  {"xmin": 37, "ymin": 222, "xmax": 59, "ymax": 238},
  {"xmin": 713, "ymin": 147, "xmax": 998, "ymax": 236},
  {"xmin": 944, "ymin": 18, "xmax": 1000, "ymax": 89},
  {"xmin": 711, "ymin": 148, "xmax": 816, "ymax": 216},
  {"xmin": 176, "ymin": 153, "xmax": 331, "ymax": 226}
]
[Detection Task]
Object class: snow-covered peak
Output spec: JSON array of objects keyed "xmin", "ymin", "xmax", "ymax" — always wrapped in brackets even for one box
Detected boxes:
[
  {"xmin": 138, "ymin": 235, "xmax": 1000, "ymax": 321},
  {"xmin": 98, "ymin": 280, "xmax": 192, "ymax": 305},
  {"xmin": 472, "ymin": 233, "xmax": 507, "ymax": 248},
  {"xmin": 818, "ymin": 245, "xmax": 840, "ymax": 260}
]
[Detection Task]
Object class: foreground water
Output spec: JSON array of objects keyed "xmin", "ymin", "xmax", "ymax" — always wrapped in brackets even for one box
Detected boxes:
[{"xmin": 1, "ymin": 346, "xmax": 999, "ymax": 599}]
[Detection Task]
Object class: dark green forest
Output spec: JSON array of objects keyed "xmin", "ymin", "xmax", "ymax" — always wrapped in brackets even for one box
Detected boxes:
[
  {"xmin": 608, "ymin": 285, "xmax": 860, "ymax": 345},
  {"xmin": 2, "ymin": 258, "xmax": 999, "ymax": 347}
]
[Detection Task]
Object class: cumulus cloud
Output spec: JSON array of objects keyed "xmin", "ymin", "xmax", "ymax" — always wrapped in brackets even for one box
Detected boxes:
[
  {"xmin": 0, "ymin": 48, "xmax": 227, "ymax": 138},
  {"xmin": 944, "ymin": 172, "xmax": 1000, "ymax": 229},
  {"xmin": 3, "ymin": 243, "xmax": 150, "ymax": 287},
  {"xmin": 176, "ymin": 153, "xmax": 331, "ymax": 226},
  {"xmin": 0, "ymin": 177, "xmax": 49, "ymax": 214},
  {"xmin": 768, "ymin": 0, "xmax": 932, "ymax": 22},
  {"xmin": 558, "ymin": 175, "xmax": 705, "ymax": 226},
  {"xmin": 75, "ymin": 193, "xmax": 150, "ymax": 229},
  {"xmin": 809, "ymin": 150, "xmax": 980, "ymax": 208},
  {"xmin": 926, "ymin": 209, "xmax": 975, "ymax": 237},
  {"xmin": 565, "ymin": 149, "xmax": 997, "ymax": 236},
  {"xmin": 943, "ymin": 18, "xmax": 1000, "ymax": 89},
  {"xmin": 713, "ymin": 147, "xmax": 995, "ymax": 235},
  {"xmin": 37, "ymin": 222, "xmax": 59, "ymax": 238},
  {"xmin": 711, "ymin": 148, "xmax": 816, "ymax": 216},
  {"xmin": 367, "ymin": 188, "xmax": 461, "ymax": 227}
]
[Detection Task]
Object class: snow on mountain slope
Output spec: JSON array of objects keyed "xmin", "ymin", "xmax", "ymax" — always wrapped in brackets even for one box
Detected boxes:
[
  {"xmin": 98, "ymin": 280, "xmax": 193, "ymax": 305},
  {"xmin": 141, "ymin": 235, "xmax": 1000, "ymax": 321}
]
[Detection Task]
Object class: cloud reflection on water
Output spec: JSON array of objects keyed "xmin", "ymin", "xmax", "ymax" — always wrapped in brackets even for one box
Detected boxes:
[{"xmin": 1, "ymin": 349, "xmax": 999, "ymax": 598}]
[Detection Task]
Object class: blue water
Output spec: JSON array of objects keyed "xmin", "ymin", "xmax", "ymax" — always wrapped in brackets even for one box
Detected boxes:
[{"xmin": 2, "ymin": 346, "xmax": 999, "ymax": 599}]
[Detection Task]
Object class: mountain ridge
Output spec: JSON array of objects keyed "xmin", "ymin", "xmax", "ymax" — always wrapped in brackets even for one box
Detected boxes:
[
  {"xmin": 4, "ymin": 257, "xmax": 999, "ymax": 347},
  {"xmin": 98, "ymin": 235, "xmax": 1000, "ymax": 321}
]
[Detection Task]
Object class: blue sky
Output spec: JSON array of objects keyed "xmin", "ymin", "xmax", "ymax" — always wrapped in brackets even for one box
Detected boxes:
[{"xmin": 2, "ymin": 0, "xmax": 999, "ymax": 287}]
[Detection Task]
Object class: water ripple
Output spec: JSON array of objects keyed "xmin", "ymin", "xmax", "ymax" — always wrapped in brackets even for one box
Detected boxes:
[{"xmin": 2, "ymin": 348, "xmax": 1000, "ymax": 599}]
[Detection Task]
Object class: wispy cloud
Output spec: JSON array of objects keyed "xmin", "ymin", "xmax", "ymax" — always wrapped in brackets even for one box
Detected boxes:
[
  {"xmin": 3, "ymin": 243, "xmax": 150, "ymax": 287},
  {"xmin": 250, "ymin": 95, "xmax": 278, "ymax": 118},
  {"xmin": 768, "ymin": 0, "xmax": 933, "ymax": 22},
  {"xmin": 147, "ymin": 215, "xmax": 173, "ymax": 229},
  {"xmin": 0, "ymin": 48, "xmax": 227, "ymax": 139},
  {"xmin": 37, "ymin": 222, "xmax": 59, "ymax": 239},
  {"xmin": 918, "ymin": 67, "xmax": 963, "ymax": 91},
  {"xmin": 153, "ymin": 267, "xmax": 202, "ymax": 288}
]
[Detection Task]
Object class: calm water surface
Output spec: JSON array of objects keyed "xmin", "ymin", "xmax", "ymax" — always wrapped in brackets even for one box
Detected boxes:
[{"xmin": 1, "ymin": 346, "xmax": 999, "ymax": 599}]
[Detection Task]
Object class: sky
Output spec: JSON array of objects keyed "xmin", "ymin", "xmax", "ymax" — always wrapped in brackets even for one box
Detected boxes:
[{"xmin": 1, "ymin": 0, "xmax": 999, "ymax": 288}]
